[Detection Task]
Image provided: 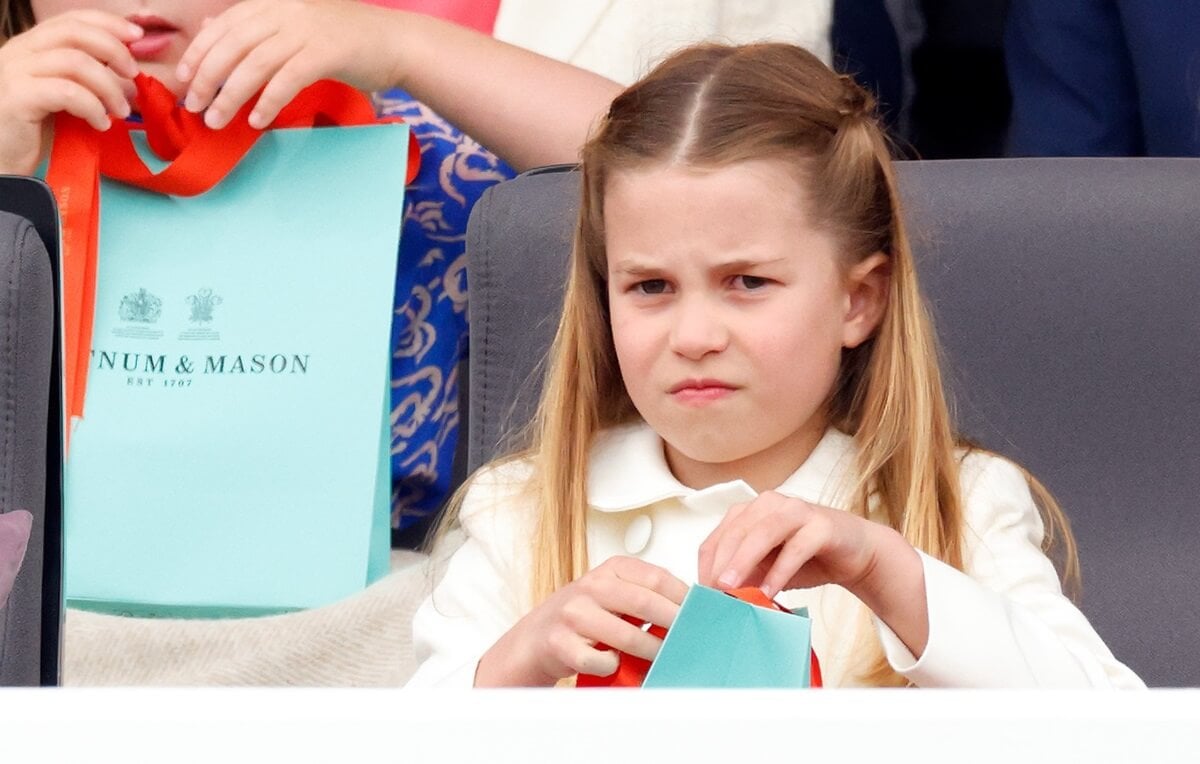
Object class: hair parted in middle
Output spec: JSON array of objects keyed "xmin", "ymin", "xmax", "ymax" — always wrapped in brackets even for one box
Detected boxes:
[{"xmin": 445, "ymin": 41, "xmax": 1075, "ymax": 686}]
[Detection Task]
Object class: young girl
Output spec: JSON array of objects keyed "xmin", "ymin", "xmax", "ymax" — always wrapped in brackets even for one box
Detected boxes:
[
  {"xmin": 0, "ymin": 0, "xmax": 620, "ymax": 175},
  {"xmin": 407, "ymin": 42, "xmax": 1144, "ymax": 688}
]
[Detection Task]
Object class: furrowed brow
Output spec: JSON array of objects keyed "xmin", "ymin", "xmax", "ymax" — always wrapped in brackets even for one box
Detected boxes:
[
  {"xmin": 612, "ymin": 261, "xmax": 667, "ymax": 278},
  {"xmin": 714, "ymin": 257, "xmax": 787, "ymax": 272}
]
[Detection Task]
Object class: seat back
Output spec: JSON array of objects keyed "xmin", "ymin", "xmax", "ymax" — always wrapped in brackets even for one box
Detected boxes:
[
  {"xmin": 463, "ymin": 158, "xmax": 1200, "ymax": 687},
  {"xmin": 0, "ymin": 176, "xmax": 63, "ymax": 686}
]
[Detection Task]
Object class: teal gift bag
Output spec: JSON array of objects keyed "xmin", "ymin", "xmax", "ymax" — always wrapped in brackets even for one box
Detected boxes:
[
  {"xmin": 643, "ymin": 585, "xmax": 817, "ymax": 688},
  {"xmin": 61, "ymin": 119, "xmax": 409, "ymax": 617}
]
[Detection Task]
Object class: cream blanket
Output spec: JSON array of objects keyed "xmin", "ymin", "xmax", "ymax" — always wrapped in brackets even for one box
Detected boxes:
[{"xmin": 63, "ymin": 550, "xmax": 432, "ymax": 686}]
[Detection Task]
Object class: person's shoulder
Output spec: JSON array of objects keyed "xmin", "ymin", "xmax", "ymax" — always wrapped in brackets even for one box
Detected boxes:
[
  {"xmin": 459, "ymin": 456, "xmax": 537, "ymax": 525},
  {"xmin": 953, "ymin": 446, "xmax": 1046, "ymax": 544},
  {"xmin": 955, "ymin": 447, "xmax": 1030, "ymax": 500},
  {"xmin": 429, "ymin": 456, "xmax": 537, "ymax": 586}
]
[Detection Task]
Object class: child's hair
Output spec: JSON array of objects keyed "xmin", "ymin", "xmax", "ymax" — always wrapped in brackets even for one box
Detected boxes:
[
  {"xmin": 441, "ymin": 42, "xmax": 1077, "ymax": 686},
  {"xmin": 0, "ymin": 0, "xmax": 34, "ymax": 40}
]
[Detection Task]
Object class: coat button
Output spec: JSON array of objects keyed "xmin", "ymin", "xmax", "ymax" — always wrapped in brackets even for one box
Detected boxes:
[{"xmin": 624, "ymin": 514, "xmax": 652, "ymax": 555}]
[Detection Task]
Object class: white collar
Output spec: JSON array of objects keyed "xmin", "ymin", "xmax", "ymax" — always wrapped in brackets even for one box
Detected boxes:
[{"xmin": 586, "ymin": 420, "xmax": 858, "ymax": 514}]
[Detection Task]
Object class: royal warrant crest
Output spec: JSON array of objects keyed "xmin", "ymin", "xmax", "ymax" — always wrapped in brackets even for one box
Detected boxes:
[
  {"xmin": 118, "ymin": 288, "xmax": 163, "ymax": 323},
  {"xmin": 187, "ymin": 288, "xmax": 223, "ymax": 324}
]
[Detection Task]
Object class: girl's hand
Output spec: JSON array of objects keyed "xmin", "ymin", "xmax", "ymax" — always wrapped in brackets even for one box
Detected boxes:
[
  {"xmin": 699, "ymin": 491, "xmax": 891, "ymax": 598},
  {"xmin": 176, "ymin": 0, "xmax": 409, "ymax": 131},
  {"xmin": 0, "ymin": 10, "xmax": 141, "ymax": 174},
  {"xmin": 474, "ymin": 557, "xmax": 689, "ymax": 687},
  {"xmin": 698, "ymin": 491, "xmax": 930, "ymax": 655}
]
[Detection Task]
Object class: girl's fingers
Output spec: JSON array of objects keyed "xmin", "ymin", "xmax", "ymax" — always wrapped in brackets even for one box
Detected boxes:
[
  {"xmin": 713, "ymin": 520, "xmax": 788, "ymax": 591},
  {"xmin": 559, "ymin": 634, "xmax": 619, "ymax": 678},
  {"xmin": 24, "ymin": 14, "xmax": 141, "ymax": 79},
  {"xmin": 715, "ymin": 494, "xmax": 811, "ymax": 590},
  {"xmin": 247, "ymin": 51, "xmax": 320, "ymax": 129},
  {"xmin": 208, "ymin": 35, "xmax": 303, "ymax": 130},
  {"xmin": 592, "ymin": 616, "xmax": 664, "ymax": 663},
  {"xmin": 182, "ymin": 19, "xmax": 275, "ymax": 115},
  {"xmin": 604, "ymin": 556, "xmax": 689, "ymax": 604},
  {"xmin": 560, "ymin": 595, "xmax": 665, "ymax": 664},
  {"xmin": 73, "ymin": 25, "xmax": 140, "ymax": 80},
  {"xmin": 704, "ymin": 514, "xmax": 755, "ymax": 589},
  {"xmin": 34, "ymin": 77, "xmax": 113, "ymax": 130},
  {"xmin": 697, "ymin": 500, "xmax": 749, "ymax": 587},
  {"xmin": 175, "ymin": 22, "xmax": 219, "ymax": 85},
  {"xmin": 525, "ymin": 559, "xmax": 686, "ymax": 682},
  {"xmin": 758, "ymin": 529, "xmax": 823, "ymax": 599},
  {"xmin": 36, "ymin": 9, "xmax": 145, "ymax": 44},
  {"xmin": 600, "ymin": 579, "xmax": 682, "ymax": 634},
  {"xmin": 707, "ymin": 493, "xmax": 807, "ymax": 590},
  {"xmin": 175, "ymin": 0, "xmax": 261, "ymax": 83},
  {"xmin": 30, "ymin": 50, "xmax": 132, "ymax": 118},
  {"xmin": 566, "ymin": 559, "xmax": 686, "ymax": 656}
]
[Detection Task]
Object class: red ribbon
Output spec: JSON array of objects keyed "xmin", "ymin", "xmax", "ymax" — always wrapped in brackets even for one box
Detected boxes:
[
  {"xmin": 577, "ymin": 586, "xmax": 823, "ymax": 688},
  {"xmin": 45, "ymin": 75, "xmax": 419, "ymax": 446}
]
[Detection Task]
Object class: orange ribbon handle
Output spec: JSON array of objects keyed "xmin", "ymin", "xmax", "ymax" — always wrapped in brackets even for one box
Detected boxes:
[
  {"xmin": 46, "ymin": 75, "xmax": 418, "ymax": 445},
  {"xmin": 577, "ymin": 586, "xmax": 823, "ymax": 688}
]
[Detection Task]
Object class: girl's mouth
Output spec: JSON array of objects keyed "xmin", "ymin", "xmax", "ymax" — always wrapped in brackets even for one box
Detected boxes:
[
  {"xmin": 126, "ymin": 15, "xmax": 181, "ymax": 61},
  {"xmin": 669, "ymin": 379, "xmax": 738, "ymax": 405}
]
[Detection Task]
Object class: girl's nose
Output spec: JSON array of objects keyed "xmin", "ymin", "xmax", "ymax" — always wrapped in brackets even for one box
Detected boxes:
[{"xmin": 668, "ymin": 296, "xmax": 729, "ymax": 360}]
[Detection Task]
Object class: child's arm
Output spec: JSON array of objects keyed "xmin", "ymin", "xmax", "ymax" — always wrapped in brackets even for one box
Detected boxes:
[
  {"xmin": 409, "ymin": 462, "xmax": 687, "ymax": 688},
  {"xmin": 175, "ymin": 0, "xmax": 622, "ymax": 172},
  {"xmin": 0, "ymin": 10, "xmax": 141, "ymax": 174},
  {"xmin": 880, "ymin": 455, "xmax": 1143, "ymax": 688},
  {"xmin": 698, "ymin": 455, "xmax": 1145, "ymax": 688},
  {"xmin": 698, "ymin": 490, "xmax": 931, "ymax": 654},
  {"xmin": 473, "ymin": 555, "xmax": 688, "ymax": 686}
]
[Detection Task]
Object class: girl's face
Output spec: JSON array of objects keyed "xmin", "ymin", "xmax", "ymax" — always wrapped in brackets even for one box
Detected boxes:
[
  {"xmin": 605, "ymin": 160, "xmax": 887, "ymax": 492},
  {"xmin": 31, "ymin": 0, "xmax": 239, "ymax": 93}
]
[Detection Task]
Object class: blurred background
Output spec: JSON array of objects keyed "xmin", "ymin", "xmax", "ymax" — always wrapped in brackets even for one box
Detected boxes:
[{"xmin": 367, "ymin": 0, "xmax": 1200, "ymax": 160}]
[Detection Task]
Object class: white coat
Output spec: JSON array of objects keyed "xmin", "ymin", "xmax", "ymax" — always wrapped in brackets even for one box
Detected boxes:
[
  {"xmin": 407, "ymin": 421, "xmax": 1144, "ymax": 688},
  {"xmin": 492, "ymin": 0, "xmax": 834, "ymax": 85}
]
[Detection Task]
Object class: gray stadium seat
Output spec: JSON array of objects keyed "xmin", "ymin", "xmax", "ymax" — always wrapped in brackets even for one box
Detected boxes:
[
  {"xmin": 463, "ymin": 158, "xmax": 1200, "ymax": 688},
  {"xmin": 0, "ymin": 176, "xmax": 63, "ymax": 686}
]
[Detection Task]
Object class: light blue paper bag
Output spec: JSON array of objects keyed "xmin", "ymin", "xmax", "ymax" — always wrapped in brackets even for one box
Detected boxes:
[
  {"xmin": 62, "ymin": 123, "xmax": 408, "ymax": 617},
  {"xmin": 644, "ymin": 584, "xmax": 815, "ymax": 688}
]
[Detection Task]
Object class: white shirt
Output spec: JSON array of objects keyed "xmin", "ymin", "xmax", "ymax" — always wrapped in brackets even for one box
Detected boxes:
[
  {"xmin": 407, "ymin": 421, "xmax": 1144, "ymax": 688},
  {"xmin": 493, "ymin": 0, "xmax": 834, "ymax": 85}
]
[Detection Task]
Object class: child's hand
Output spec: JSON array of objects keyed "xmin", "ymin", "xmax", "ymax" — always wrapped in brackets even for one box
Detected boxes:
[
  {"xmin": 698, "ymin": 490, "xmax": 931, "ymax": 656},
  {"xmin": 700, "ymin": 491, "xmax": 931, "ymax": 652},
  {"xmin": 698, "ymin": 491, "xmax": 896, "ymax": 599},
  {"xmin": 176, "ymin": 0, "xmax": 407, "ymax": 131},
  {"xmin": 473, "ymin": 556, "xmax": 689, "ymax": 687},
  {"xmin": 0, "ymin": 10, "xmax": 140, "ymax": 174}
]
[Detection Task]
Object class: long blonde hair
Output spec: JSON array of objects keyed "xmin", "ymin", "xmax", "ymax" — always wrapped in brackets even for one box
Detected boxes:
[{"xmin": 442, "ymin": 42, "xmax": 1077, "ymax": 686}]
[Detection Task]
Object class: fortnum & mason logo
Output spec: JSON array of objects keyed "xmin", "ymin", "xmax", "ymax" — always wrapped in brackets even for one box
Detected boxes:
[{"xmin": 96, "ymin": 283, "xmax": 310, "ymax": 389}]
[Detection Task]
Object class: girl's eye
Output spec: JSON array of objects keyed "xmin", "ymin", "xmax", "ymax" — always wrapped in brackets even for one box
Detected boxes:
[
  {"xmin": 733, "ymin": 275, "xmax": 770, "ymax": 290},
  {"xmin": 635, "ymin": 279, "xmax": 671, "ymax": 295}
]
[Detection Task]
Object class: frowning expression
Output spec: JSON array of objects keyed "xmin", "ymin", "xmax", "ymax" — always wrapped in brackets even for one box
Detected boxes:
[{"xmin": 605, "ymin": 160, "xmax": 885, "ymax": 492}]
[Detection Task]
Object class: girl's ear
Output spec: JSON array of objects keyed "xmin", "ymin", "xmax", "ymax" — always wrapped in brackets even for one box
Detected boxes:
[{"xmin": 842, "ymin": 252, "xmax": 891, "ymax": 349}]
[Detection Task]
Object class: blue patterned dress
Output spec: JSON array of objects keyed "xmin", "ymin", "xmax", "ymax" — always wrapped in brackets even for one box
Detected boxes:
[{"xmin": 374, "ymin": 90, "xmax": 516, "ymax": 538}]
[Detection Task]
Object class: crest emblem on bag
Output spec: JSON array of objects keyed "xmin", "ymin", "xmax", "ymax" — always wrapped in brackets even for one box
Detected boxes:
[
  {"xmin": 118, "ymin": 289, "xmax": 162, "ymax": 323},
  {"xmin": 187, "ymin": 288, "xmax": 223, "ymax": 324}
]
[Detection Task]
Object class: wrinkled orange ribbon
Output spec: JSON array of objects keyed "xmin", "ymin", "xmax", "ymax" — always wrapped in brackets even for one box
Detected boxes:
[
  {"xmin": 577, "ymin": 586, "xmax": 823, "ymax": 688},
  {"xmin": 46, "ymin": 75, "xmax": 419, "ymax": 446}
]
